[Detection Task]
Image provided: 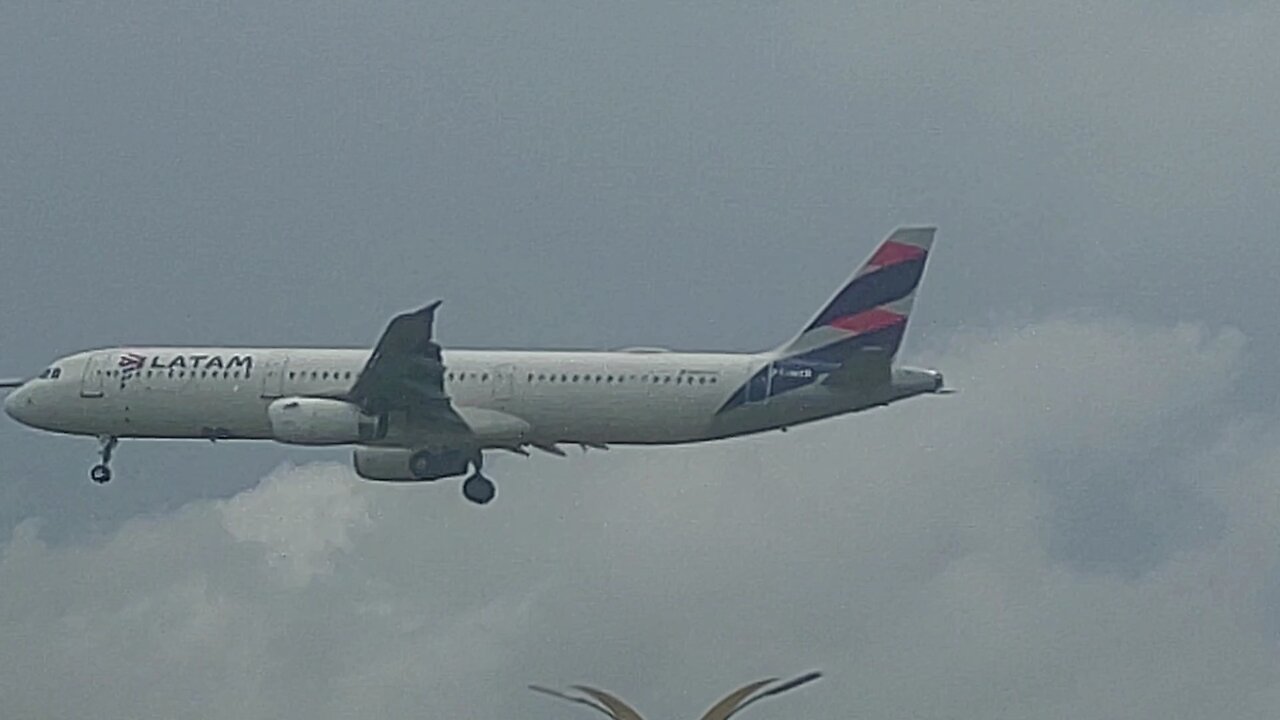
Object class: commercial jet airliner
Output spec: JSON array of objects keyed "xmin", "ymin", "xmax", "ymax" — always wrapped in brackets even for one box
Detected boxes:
[{"xmin": 2, "ymin": 227, "xmax": 949, "ymax": 504}]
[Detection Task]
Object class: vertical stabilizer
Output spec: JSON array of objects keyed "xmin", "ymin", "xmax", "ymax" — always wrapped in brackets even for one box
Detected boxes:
[{"xmin": 773, "ymin": 226, "xmax": 936, "ymax": 364}]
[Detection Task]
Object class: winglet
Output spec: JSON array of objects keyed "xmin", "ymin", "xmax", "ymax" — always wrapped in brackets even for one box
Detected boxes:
[
  {"xmin": 412, "ymin": 299, "xmax": 443, "ymax": 336},
  {"xmin": 380, "ymin": 300, "xmax": 443, "ymax": 355}
]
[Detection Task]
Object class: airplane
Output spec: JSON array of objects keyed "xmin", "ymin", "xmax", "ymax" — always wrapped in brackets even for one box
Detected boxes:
[{"xmin": 2, "ymin": 226, "xmax": 950, "ymax": 505}]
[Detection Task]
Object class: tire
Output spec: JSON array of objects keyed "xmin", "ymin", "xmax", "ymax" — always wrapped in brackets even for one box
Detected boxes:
[{"xmin": 462, "ymin": 474, "xmax": 496, "ymax": 505}]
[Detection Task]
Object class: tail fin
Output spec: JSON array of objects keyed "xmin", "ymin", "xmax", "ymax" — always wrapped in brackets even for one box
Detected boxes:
[{"xmin": 774, "ymin": 226, "xmax": 936, "ymax": 363}]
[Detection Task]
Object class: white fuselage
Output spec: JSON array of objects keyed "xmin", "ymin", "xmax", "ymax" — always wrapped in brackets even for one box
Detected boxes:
[{"xmin": 4, "ymin": 346, "xmax": 936, "ymax": 448}]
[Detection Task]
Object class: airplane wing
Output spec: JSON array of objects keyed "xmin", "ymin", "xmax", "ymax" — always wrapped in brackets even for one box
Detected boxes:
[
  {"xmin": 0, "ymin": 378, "xmax": 24, "ymax": 389},
  {"xmin": 346, "ymin": 301, "xmax": 471, "ymax": 435}
]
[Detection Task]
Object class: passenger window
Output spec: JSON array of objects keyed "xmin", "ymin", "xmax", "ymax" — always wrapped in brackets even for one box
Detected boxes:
[
  {"xmin": 322, "ymin": 371, "xmax": 329, "ymax": 380},
  {"xmin": 482, "ymin": 373, "xmax": 489, "ymax": 382},
  {"xmin": 288, "ymin": 372, "xmax": 295, "ymax": 379}
]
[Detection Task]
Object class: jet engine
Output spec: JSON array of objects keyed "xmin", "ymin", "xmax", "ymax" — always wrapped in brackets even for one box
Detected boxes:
[
  {"xmin": 352, "ymin": 446, "xmax": 471, "ymax": 482},
  {"xmin": 267, "ymin": 397, "xmax": 386, "ymax": 445}
]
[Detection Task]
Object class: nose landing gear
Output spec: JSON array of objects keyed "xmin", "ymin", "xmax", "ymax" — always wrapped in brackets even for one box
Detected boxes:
[{"xmin": 90, "ymin": 435, "xmax": 117, "ymax": 484}]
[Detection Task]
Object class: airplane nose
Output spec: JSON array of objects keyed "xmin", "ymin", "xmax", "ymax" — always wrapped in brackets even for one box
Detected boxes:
[{"xmin": 4, "ymin": 384, "xmax": 31, "ymax": 423}]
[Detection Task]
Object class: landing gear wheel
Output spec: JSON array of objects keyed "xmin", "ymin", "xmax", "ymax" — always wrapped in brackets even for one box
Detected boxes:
[
  {"xmin": 462, "ymin": 473, "xmax": 496, "ymax": 505},
  {"xmin": 91, "ymin": 436, "xmax": 118, "ymax": 485}
]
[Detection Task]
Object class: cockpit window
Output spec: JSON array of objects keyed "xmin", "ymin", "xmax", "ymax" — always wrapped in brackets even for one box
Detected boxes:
[
  {"xmin": 38, "ymin": 367, "xmax": 61, "ymax": 380},
  {"xmin": 38, "ymin": 369, "xmax": 50, "ymax": 379}
]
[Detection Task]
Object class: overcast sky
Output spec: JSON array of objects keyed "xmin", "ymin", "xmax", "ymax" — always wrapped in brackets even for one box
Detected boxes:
[{"xmin": 3, "ymin": 1, "xmax": 1280, "ymax": 718}]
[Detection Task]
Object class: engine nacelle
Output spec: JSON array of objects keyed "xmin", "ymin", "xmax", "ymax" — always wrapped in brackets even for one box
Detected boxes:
[
  {"xmin": 267, "ymin": 397, "xmax": 386, "ymax": 445},
  {"xmin": 352, "ymin": 446, "xmax": 471, "ymax": 482}
]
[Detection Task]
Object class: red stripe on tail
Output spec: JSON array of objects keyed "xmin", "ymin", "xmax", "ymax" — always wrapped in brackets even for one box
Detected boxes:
[
  {"xmin": 867, "ymin": 241, "xmax": 926, "ymax": 269},
  {"xmin": 828, "ymin": 307, "xmax": 906, "ymax": 335}
]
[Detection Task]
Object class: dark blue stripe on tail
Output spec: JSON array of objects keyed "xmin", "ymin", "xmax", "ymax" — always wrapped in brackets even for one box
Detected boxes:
[{"xmin": 807, "ymin": 257, "xmax": 927, "ymax": 331}]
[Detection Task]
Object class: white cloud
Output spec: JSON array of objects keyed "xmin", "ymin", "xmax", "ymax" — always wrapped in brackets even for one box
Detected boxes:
[
  {"xmin": 219, "ymin": 462, "xmax": 372, "ymax": 588},
  {"xmin": 2, "ymin": 316, "xmax": 1278, "ymax": 720}
]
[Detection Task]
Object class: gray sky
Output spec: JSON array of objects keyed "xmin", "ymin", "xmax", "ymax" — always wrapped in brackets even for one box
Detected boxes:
[{"xmin": 2, "ymin": 1, "xmax": 1279, "ymax": 718}]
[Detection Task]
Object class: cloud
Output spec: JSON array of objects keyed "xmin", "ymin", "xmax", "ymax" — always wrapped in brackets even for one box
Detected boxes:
[
  {"xmin": 218, "ymin": 463, "xmax": 372, "ymax": 588},
  {"xmin": 2, "ymin": 315, "xmax": 1278, "ymax": 720}
]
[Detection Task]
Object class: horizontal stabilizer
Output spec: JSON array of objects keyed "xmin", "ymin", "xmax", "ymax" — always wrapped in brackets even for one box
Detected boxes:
[{"xmin": 820, "ymin": 347, "xmax": 892, "ymax": 387}]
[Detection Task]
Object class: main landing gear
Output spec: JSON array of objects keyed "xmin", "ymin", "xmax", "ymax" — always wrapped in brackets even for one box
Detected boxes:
[
  {"xmin": 462, "ymin": 454, "xmax": 496, "ymax": 506},
  {"xmin": 90, "ymin": 435, "xmax": 118, "ymax": 484},
  {"xmin": 405, "ymin": 448, "xmax": 496, "ymax": 505}
]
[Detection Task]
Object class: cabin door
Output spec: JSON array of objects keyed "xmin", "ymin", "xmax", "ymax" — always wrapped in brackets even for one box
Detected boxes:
[
  {"xmin": 745, "ymin": 361, "xmax": 773, "ymax": 404},
  {"xmin": 79, "ymin": 352, "xmax": 108, "ymax": 398},
  {"xmin": 260, "ymin": 357, "xmax": 289, "ymax": 399},
  {"xmin": 492, "ymin": 363, "xmax": 515, "ymax": 402}
]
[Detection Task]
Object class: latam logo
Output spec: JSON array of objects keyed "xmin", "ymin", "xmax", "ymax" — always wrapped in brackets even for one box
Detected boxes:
[
  {"xmin": 117, "ymin": 353, "xmax": 253, "ymax": 374},
  {"xmin": 118, "ymin": 352, "xmax": 147, "ymax": 373}
]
